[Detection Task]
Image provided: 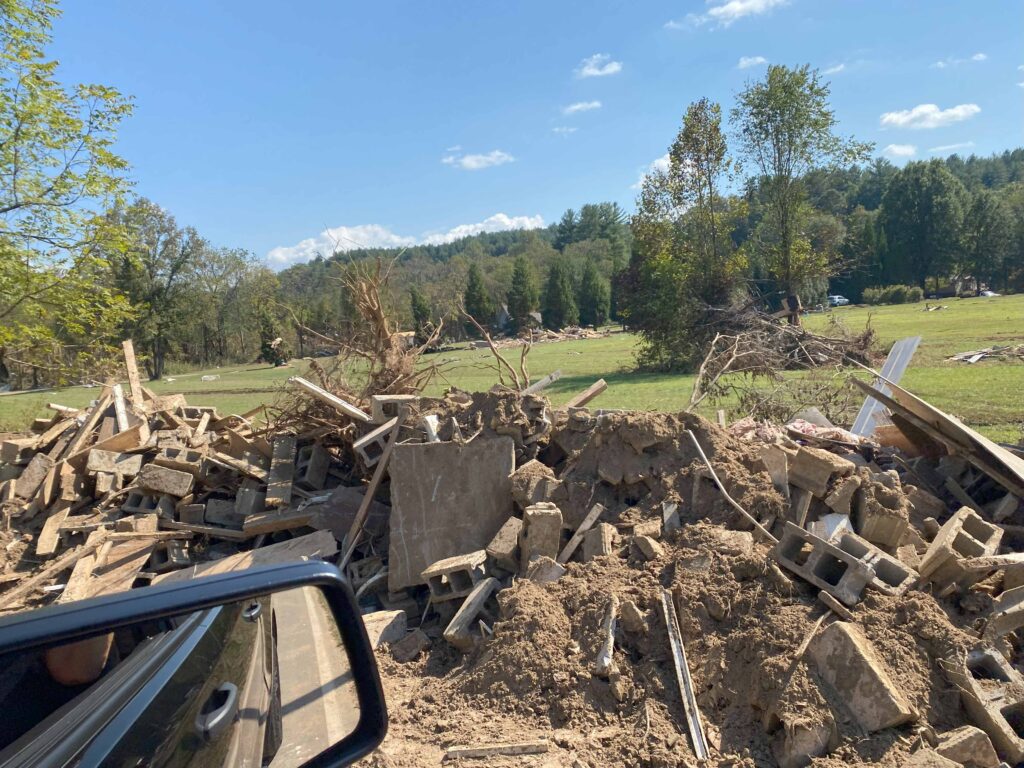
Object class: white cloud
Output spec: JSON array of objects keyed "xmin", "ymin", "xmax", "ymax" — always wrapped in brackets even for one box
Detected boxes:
[
  {"xmin": 445, "ymin": 144, "xmax": 462, "ymax": 152},
  {"xmin": 737, "ymin": 55, "xmax": 768, "ymax": 69},
  {"xmin": 631, "ymin": 153, "xmax": 670, "ymax": 189},
  {"xmin": 879, "ymin": 103, "xmax": 980, "ymax": 129},
  {"xmin": 928, "ymin": 141, "xmax": 975, "ymax": 154},
  {"xmin": 441, "ymin": 149, "xmax": 515, "ymax": 170},
  {"xmin": 824, "ymin": 63, "xmax": 846, "ymax": 74},
  {"xmin": 563, "ymin": 100, "xmax": 602, "ymax": 114},
  {"xmin": 552, "ymin": 126, "xmax": 578, "ymax": 135},
  {"xmin": 576, "ymin": 53, "xmax": 622, "ymax": 78},
  {"xmin": 672, "ymin": 0, "xmax": 788, "ymax": 28},
  {"xmin": 883, "ymin": 143, "xmax": 917, "ymax": 158},
  {"xmin": 266, "ymin": 213, "xmax": 545, "ymax": 268},
  {"xmin": 932, "ymin": 53, "xmax": 988, "ymax": 69}
]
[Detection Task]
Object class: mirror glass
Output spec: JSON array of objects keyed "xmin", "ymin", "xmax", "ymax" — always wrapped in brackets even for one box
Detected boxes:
[{"xmin": 0, "ymin": 585, "xmax": 360, "ymax": 768}]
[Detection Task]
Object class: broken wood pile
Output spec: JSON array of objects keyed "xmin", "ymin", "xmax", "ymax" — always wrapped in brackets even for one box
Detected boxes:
[{"xmin": 948, "ymin": 344, "xmax": 1024, "ymax": 364}]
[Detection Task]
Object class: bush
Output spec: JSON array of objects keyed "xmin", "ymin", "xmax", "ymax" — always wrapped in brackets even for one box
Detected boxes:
[{"xmin": 862, "ymin": 284, "xmax": 924, "ymax": 305}]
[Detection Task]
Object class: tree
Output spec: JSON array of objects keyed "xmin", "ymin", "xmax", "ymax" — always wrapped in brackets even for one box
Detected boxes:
[
  {"xmin": 541, "ymin": 261, "xmax": 578, "ymax": 330},
  {"xmin": 462, "ymin": 262, "xmax": 493, "ymax": 333},
  {"xmin": 880, "ymin": 160, "xmax": 967, "ymax": 289},
  {"xmin": 577, "ymin": 260, "xmax": 610, "ymax": 327},
  {"xmin": 0, "ymin": 0, "xmax": 134, "ymax": 384},
  {"xmin": 409, "ymin": 285, "xmax": 432, "ymax": 345},
  {"xmin": 963, "ymin": 189, "xmax": 1013, "ymax": 292},
  {"xmin": 506, "ymin": 256, "xmax": 539, "ymax": 333},
  {"xmin": 732, "ymin": 65, "xmax": 870, "ymax": 293},
  {"xmin": 553, "ymin": 209, "xmax": 577, "ymax": 250}
]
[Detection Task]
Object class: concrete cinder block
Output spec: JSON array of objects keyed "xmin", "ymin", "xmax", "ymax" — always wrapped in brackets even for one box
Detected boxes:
[
  {"xmin": 789, "ymin": 447, "xmax": 856, "ymax": 498},
  {"xmin": 941, "ymin": 648, "xmax": 1024, "ymax": 764},
  {"xmin": 153, "ymin": 447, "xmax": 204, "ymax": 477},
  {"xmin": 353, "ymin": 419, "xmax": 396, "ymax": 468},
  {"xmin": 204, "ymin": 497, "xmax": 245, "ymax": 529},
  {"xmin": 834, "ymin": 531, "xmax": 916, "ymax": 596},
  {"xmin": 295, "ymin": 442, "xmax": 329, "ymax": 490},
  {"xmin": 853, "ymin": 479, "xmax": 910, "ymax": 548},
  {"xmin": 370, "ymin": 394, "xmax": 419, "ymax": 424},
  {"xmin": 808, "ymin": 513, "xmax": 853, "ymax": 542},
  {"xmin": 485, "ymin": 516, "xmax": 522, "ymax": 573},
  {"xmin": 362, "ymin": 610, "xmax": 407, "ymax": 649},
  {"xmin": 773, "ymin": 522, "xmax": 876, "ymax": 607},
  {"xmin": 138, "ymin": 464, "xmax": 194, "ymax": 497},
  {"xmin": 807, "ymin": 621, "xmax": 916, "ymax": 733},
  {"xmin": 443, "ymin": 577, "xmax": 500, "ymax": 651},
  {"xmin": 823, "ymin": 475, "xmax": 860, "ymax": 515},
  {"xmin": 583, "ymin": 522, "xmax": 617, "ymax": 562},
  {"xmin": 935, "ymin": 725, "xmax": 1000, "ymax": 768},
  {"xmin": 421, "ymin": 550, "xmax": 488, "ymax": 602},
  {"xmin": 633, "ymin": 535, "xmax": 664, "ymax": 561},
  {"xmin": 234, "ymin": 478, "xmax": 266, "ymax": 517},
  {"xmin": 391, "ymin": 628, "xmax": 430, "ymax": 662},
  {"xmin": 86, "ymin": 449, "xmax": 144, "ymax": 477},
  {"xmin": 520, "ymin": 502, "xmax": 562, "ymax": 571},
  {"xmin": 919, "ymin": 507, "xmax": 1002, "ymax": 592}
]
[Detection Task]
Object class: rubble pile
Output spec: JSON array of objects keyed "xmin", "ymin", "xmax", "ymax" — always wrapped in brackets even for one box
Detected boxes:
[{"xmin": 2, "ymin": 340, "xmax": 1024, "ymax": 768}]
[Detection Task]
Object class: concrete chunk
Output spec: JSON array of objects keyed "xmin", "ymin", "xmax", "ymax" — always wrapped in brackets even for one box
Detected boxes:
[
  {"xmin": 525, "ymin": 556, "xmax": 565, "ymax": 583},
  {"xmin": 789, "ymin": 447, "xmax": 855, "ymax": 497},
  {"xmin": 935, "ymin": 725, "xmax": 999, "ymax": 768},
  {"xmin": 520, "ymin": 502, "xmax": 562, "ymax": 571},
  {"xmin": 13, "ymin": 453, "xmax": 54, "ymax": 499},
  {"xmin": 807, "ymin": 621, "xmax": 916, "ymax": 732},
  {"xmin": 362, "ymin": 610, "xmax": 407, "ymax": 649},
  {"xmin": 138, "ymin": 464, "xmax": 194, "ymax": 497},
  {"xmin": 86, "ymin": 449, "xmax": 144, "ymax": 477},
  {"xmin": 583, "ymin": 523, "xmax": 616, "ymax": 562},
  {"xmin": 511, "ymin": 459, "xmax": 561, "ymax": 509},
  {"xmin": 485, "ymin": 516, "xmax": 522, "ymax": 573},
  {"xmin": 633, "ymin": 535, "xmax": 664, "ymax": 561},
  {"xmin": 391, "ymin": 628, "xmax": 430, "ymax": 662}
]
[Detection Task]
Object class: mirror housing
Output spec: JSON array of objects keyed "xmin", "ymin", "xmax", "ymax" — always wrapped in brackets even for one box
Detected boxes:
[{"xmin": 0, "ymin": 561, "xmax": 387, "ymax": 768}]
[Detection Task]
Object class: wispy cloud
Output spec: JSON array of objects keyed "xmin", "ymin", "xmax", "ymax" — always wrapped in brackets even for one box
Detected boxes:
[
  {"xmin": 932, "ymin": 52, "xmax": 987, "ymax": 69},
  {"xmin": 563, "ymin": 100, "xmax": 602, "ymax": 115},
  {"xmin": 883, "ymin": 143, "xmax": 917, "ymax": 158},
  {"xmin": 880, "ymin": 103, "xmax": 981, "ymax": 129},
  {"xmin": 737, "ymin": 56, "xmax": 768, "ymax": 69},
  {"xmin": 575, "ymin": 53, "xmax": 622, "ymax": 78},
  {"xmin": 823, "ymin": 63, "xmax": 846, "ymax": 75},
  {"xmin": 631, "ymin": 153, "xmax": 670, "ymax": 189},
  {"xmin": 441, "ymin": 149, "xmax": 515, "ymax": 170},
  {"xmin": 669, "ymin": 0, "xmax": 788, "ymax": 29},
  {"xmin": 928, "ymin": 141, "xmax": 975, "ymax": 154},
  {"xmin": 266, "ymin": 213, "xmax": 545, "ymax": 268},
  {"xmin": 552, "ymin": 126, "xmax": 578, "ymax": 136},
  {"xmin": 445, "ymin": 144, "xmax": 462, "ymax": 153}
]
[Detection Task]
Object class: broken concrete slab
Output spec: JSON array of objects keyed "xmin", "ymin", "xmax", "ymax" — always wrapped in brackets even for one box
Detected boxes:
[
  {"xmin": 86, "ymin": 449, "xmax": 144, "ymax": 477},
  {"xmin": 391, "ymin": 628, "xmax": 430, "ymax": 662},
  {"xmin": 583, "ymin": 522, "xmax": 617, "ymax": 562},
  {"xmin": 525, "ymin": 556, "xmax": 565, "ymax": 583},
  {"xmin": 388, "ymin": 437, "xmax": 514, "ymax": 592},
  {"xmin": 901, "ymin": 750, "xmax": 961, "ymax": 768},
  {"xmin": 633, "ymin": 535, "xmax": 664, "ymax": 561},
  {"xmin": 485, "ymin": 516, "xmax": 522, "ymax": 573},
  {"xmin": 511, "ymin": 459, "xmax": 562, "ymax": 510},
  {"xmin": 362, "ymin": 610, "xmax": 408, "ymax": 649},
  {"xmin": 807, "ymin": 621, "xmax": 916, "ymax": 732},
  {"xmin": 138, "ymin": 464, "xmax": 194, "ymax": 497},
  {"xmin": 935, "ymin": 725, "xmax": 999, "ymax": 768},
  {"xmin": 520, "ymin": 502, "xmax": 562, "ymax": 571}
]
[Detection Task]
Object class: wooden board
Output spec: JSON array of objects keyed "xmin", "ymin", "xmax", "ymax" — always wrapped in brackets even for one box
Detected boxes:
[
  {"xmin": 152, "ymin": 530, "xmax": 337, "ymax": 585},
  {"xmin": 266, "ymin": 435, "xmax": 297, "ymax": 508},
  {"xmin": 121, "ymin": 340, "xmax": 144, "ymax": 404},
  {"xmin": 557, "ymin": 503, "xmax": 605, "ymax": 564},
  {"xmin": 36, "ymin": 502, "xmax": 72, "ymax": 557},
  {"xmin": 564, "ymin": 378, "xmax": 607, "ymax": 409},
  {"xmin": 287, "ymin": 377, "xmax": 372, "ymax": 423}
]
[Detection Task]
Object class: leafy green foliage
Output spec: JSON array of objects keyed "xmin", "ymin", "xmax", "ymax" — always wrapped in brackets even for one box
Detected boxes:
[
  {"xmin": 507, "ymin": 256, "xmax": 539, "ymax": 334},
  {"xmin": 861, "ymin": 284, "xmax": 924, "ymax": 305},
  {"xmin": 409, "ymin": 285, "xmax": 432, "ymax": 345},
  {"xmin": 577, "ymin": 260, "xmax": 610, "ymax": 327},
  {"xmin": 462, "ymin": 262, "xmax": 493, "ymax": 334},
  {"xmin": 541, "ymin": 261, "xmax": 578, "ymax": 330}
]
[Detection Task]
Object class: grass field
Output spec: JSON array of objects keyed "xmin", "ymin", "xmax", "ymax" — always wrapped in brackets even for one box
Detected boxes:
[{"xmin": 2, "ymin": 294, "xmax": 1021, "ymax": 441}]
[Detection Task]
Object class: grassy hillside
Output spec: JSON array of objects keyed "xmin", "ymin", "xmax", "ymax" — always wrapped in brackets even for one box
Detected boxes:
[{"xmin": 2, "ymin": 294, "xmax": 1021, "ymax": 441}]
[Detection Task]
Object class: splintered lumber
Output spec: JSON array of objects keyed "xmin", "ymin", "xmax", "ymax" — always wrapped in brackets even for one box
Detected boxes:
[
  {"xmin": 63, "ymin": 393, "xmax": 114, "ymax": 458},
  {"xmin": 36, "ymin": 417, "xmax": 76, "ymax": 449},
  {"xmin": 152, "ymin": 530, "xmax": 337, "ymax": 585},
  {"xmin": 158, "ymin": 519, "xmax": 253, "ymax": 541},
  {"xmin": 0, "ymin": 537, "xmax": 108, "ymax": 610},
  {"xmin": 67, "ymin": 422, "xmax": 150, "ymax": 471},
  {"xmin": 443, "ymin": 741, "xmax": 549, "ymax": 759},
  {"xmin": 266, "ymin": 435, "xmax": 297, "ymax": 508},
  {"xmin": 121, "ymin": 340, "xmax": 144, "ymax": 404},
  {"xmin": 564, "ymin": 378, "xmax": 607, "ymax": 409},
  {"xmin": 593, "ymin": 593, "xmax": 619, "ymax": 678},
  {"xmin": 36, "ymin": 502, "xmax": 72, "ymax": 557},
  {"xmin": 242, "ymin": 508, "xmax": 314, "ymax": 535},
  {"xmin": 522, "ymin": 369, "xmax": 562, "ymax": 395},
  {"xmin": 661, "ymin": 588, "xmax": 709, "ymax": 761},
  {"xmin": 288, "ymin": 377, "xmax": 372, "ymax": 423},
  {"xmin": 340, "ymin": 410, "xmax": 406, "ymax": 569},
  {"xmin": 207, "ymin": 452, "xmax": 268, "ymax": 482},
  {"xmin": 112, "ymin": 384, "xmax": 129, "ymax": 433},
  {"xmin": 687, "ymin": 429, "xmax": 778, "ymax": 545},
  {"xmin": 14, "ymin": 453, "xmax": 54, "ymax": 499},
  {"xmin": 557, "ymin": 503, "xmax": 605, "ymax": 564}
]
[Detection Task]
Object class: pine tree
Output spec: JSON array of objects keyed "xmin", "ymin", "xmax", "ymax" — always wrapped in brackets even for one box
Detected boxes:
[
  {"xmin": 554, "ymin": 209, "xmax": 577, "ymax": 250},
  {"xmin": 542, "ymin": 261, "xmax": 579, "ymax": 330},
  {"xmin": 507, "ymin": 256, "xmax": 539, "ymax": 333},
  {"xmin": 462, "ymin": 262, "xmax": 493, "ymax": 334},
  {"xmin": 577, "ymin": 261, "xmax": 610, "ymax": 327},
  {"xmin": 409, "ymin": 285, "xmax": 432, "ymax": 345}
]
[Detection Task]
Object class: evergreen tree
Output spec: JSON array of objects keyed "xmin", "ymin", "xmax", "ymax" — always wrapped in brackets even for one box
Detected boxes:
[
  {"xmin": 554, "ymin": 209, "xmax": 577, "ymax": 250},
  {"xmin": 462, "ymin": 262, "xmax": 493, "ymax": 334},
  {"xmin": 409, "ymin": 285, "xmax": 432, "ymax": 345},
  {"xmin": 577, "ymin": 261, "xmax": 610, "ymax": 327},
  {"xmin": 542, "ymin": 261, "xmax": 579, "ymax": 330},
  {"xmin": 506, "ymin": 256, "xmax": 539, "ymax": 333}
]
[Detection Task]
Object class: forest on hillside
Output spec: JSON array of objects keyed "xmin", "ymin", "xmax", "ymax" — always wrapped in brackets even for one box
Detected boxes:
[{"xmin": 2, "ymin": 1, "xmax": 1024, "ymax": 387}]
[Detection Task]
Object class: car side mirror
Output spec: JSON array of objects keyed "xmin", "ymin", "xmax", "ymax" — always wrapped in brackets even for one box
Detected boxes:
[{"xmin": 0, "ymin": 560, "xmax": 387, "ymax": 768}]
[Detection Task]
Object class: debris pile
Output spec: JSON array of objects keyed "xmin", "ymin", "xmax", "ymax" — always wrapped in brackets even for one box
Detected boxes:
[
  {"xmin": 2, "ymin": 338, "xmax": 1024, "ymax": 768},
  {"xmin": 948, "ymin": 345, "xmax": 1024, "ymax": 364}
]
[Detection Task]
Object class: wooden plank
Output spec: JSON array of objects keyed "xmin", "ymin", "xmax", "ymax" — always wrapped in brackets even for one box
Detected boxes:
[
  {"xmin": 443, "ymin": 577, "xmax": 500, "ymax": 651},
  {"xmin": 112, "ymin": 384, "xmax": 129, "ymax": 433},
  {"xmin": 77, "ymin": 538, "xmax": 156, "ymax": 599},
  {"xmin": 36, "ymin": 501, "xmax": 72, "ymax": 557},
  {"xmin": 157, "ymin": 519, "xmax": 253, "ymax": 541},
  {"xmin": 121, "ymin": 340, "xmax": 144, "ymax": 404},
  {"xmin": 443, "ymin": 741, "xmax": 549, "ymax": 760},
  {"xmin": 62, "ymin": 393, "xmax": 113, "ymax": 458},
  {"xmin": 564, "ymin": 378, "xmax": 607, "ymax": 409},
  {"xmin": 522, "ymin": 370, "xmax": 562, "ymax": 395},
  {"xmin": 152, "ymin": 530, "xmax": 337, "ymax": 585},
  {"xmin": 266, "ymin": 435, "xmax": 297, "ymax": 508},
  {"xmin": 0, "ymin": 537, "xmax": 108, "ymax": 610},
  {"xmin": 36, "ymin": 417, "xmax": 76, "ymax": 450},
  {"xmin": 557, "ymin": 503, "xmax": 605, "ymax": 564},
  {"xmin": 661, "ymin": 588, "xmax": 710, "ymax": 760},
  {"xmin": 242, "ymin": 508, "xmax": 315, "ymax": 535},
  {"xmin": 944, "ymin": 476, "xmax": 985, "ymax": 515},
  {"xmin": 207, "ymin": 452, "xmax": 269, "ymax": 482},
  {"xmin": 287, "ymin": 377, "xmax": 372, "ymax": 423}
]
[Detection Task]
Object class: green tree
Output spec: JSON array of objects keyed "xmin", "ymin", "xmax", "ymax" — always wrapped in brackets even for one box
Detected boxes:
[
  {"xmin": 963, "ymin": 189, "xmax": 1013, "ymax": 293},
  {"xmin": 541, "ymin": 261, "xmax": 578, "ymax": 330},
  {"xmin": 506, "ymin": 256, "xmax": 539, "ymax": 333},
  {"xmin": 409, "ymin": 285, "xmax": 432, "ymax": 345},
  {"xmin": 732, "ymin": 64, "xmax": 870, "ymax": 293},
  {"xmin": 0, "ymin": 0, "xmax": 134, "ymax": 384},
  {"xmin": 880, "ymin": 160, "xmax": 967, "ymax": 289},
  {"xmin": 462, "ymin": 262, "xmax": 493, "ymax": 333},
  {"xmin": 553, "ymin": 209, "xmax": 577, "ymax": 250},
  {"xmin": 577, "ymin": 260, "xmax": 610, "ymax": 327}
]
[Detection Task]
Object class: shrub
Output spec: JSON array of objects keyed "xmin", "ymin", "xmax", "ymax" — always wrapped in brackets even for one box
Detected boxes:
[{"xmin": 862, "ymin": 284, "xmax": 924, "ymax": 305}]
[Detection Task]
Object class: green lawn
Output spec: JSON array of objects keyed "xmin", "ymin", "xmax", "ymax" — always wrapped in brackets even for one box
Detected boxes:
[{"xmin": 2, "ymin": 294, "xmax": 1021, "ymax": 442}]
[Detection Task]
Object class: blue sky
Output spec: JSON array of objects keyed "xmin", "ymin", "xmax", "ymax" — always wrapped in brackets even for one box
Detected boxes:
[{"xmin": 50, "ymin": 0, "xmax": 1023, "ymax": 268}]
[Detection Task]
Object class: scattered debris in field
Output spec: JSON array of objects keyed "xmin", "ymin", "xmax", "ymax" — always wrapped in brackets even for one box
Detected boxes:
[
  {"xmin": 948, "ymin": 344, "xmax": 1024, "ymax": 364},
  {"xmin": 4, "ymin": 335, "xmax": 1024, "ymax": 767}
]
